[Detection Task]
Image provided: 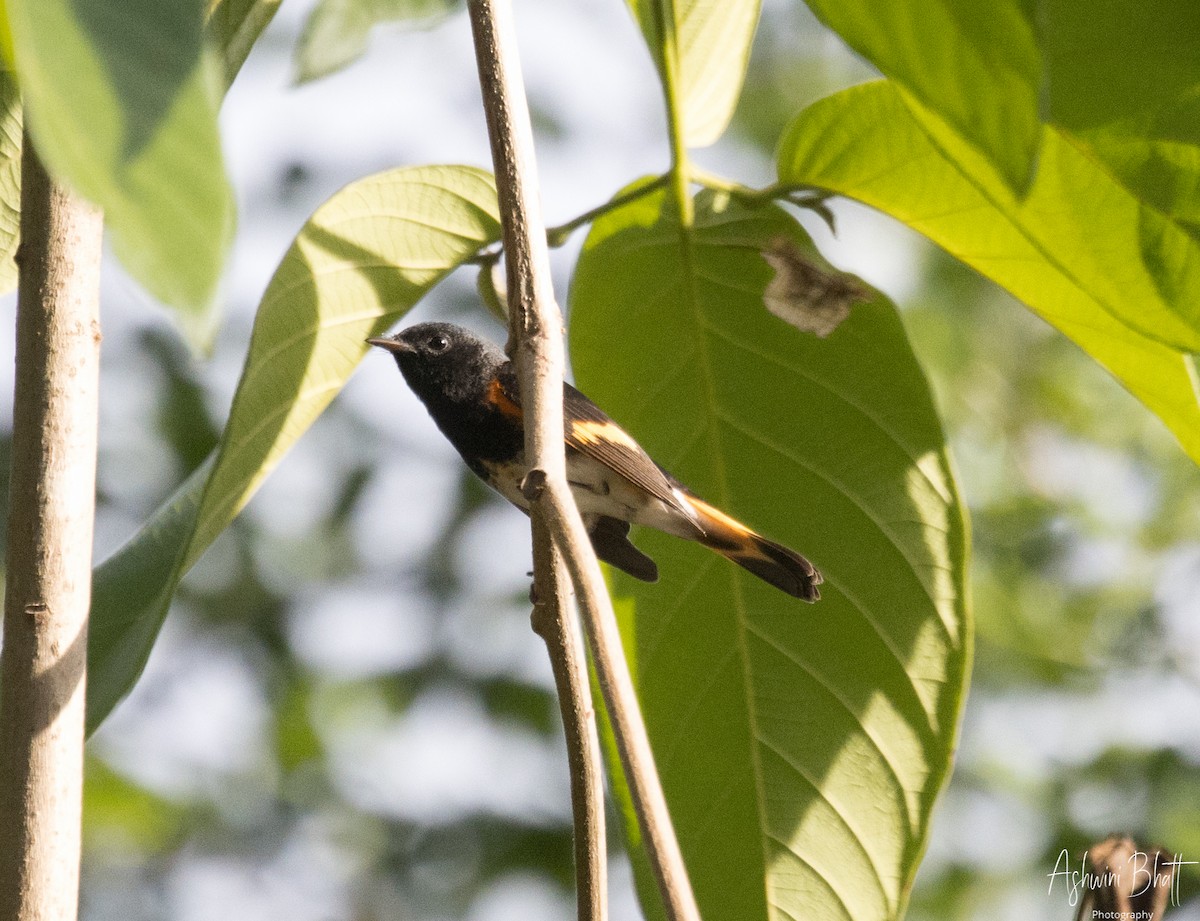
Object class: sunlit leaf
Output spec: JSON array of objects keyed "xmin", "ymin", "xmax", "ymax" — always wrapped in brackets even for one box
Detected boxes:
[
  {"xmin": 777, "ymin": 80, "xmax": 1200, "ymax": 465},
  {"xmin": 799, "ymin": 0, "xmax": 1200, "ymax": 251},
  {"xmin": 799, "ymin": 0, "xmax": 1040, "ymax": 191},
  {"xmin": 294, "ymin": 0, "xmax": 462, "ymax": 85},
  {"xmin": 6, "ymin": 0, "xmax": 235, "ymax": 325},
  {"xmin": 627, "ymin": 0, "xmax": 760, "ymax": 147},
  {"xmin": 571, "ymin": 186, "xmax": 970, "ymax": 921},
  {"xmin": 1039, "ymin": 0, "xmax": 1200, "ymax": 234},
  {"xmin": 86, "ymin": 165, "xmax": 501, "ymax": 734}
]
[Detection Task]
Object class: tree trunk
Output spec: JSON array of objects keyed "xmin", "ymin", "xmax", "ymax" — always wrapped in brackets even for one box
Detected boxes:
[{"xmin": 0, "ymin": 134, "xmax": 104, "ymax": 921}]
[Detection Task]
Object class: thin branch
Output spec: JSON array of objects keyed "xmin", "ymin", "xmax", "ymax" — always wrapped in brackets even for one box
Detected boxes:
[
  {"xmin": 525, "ymin": 472, "xmax": 701, "ymax": 921},
  {"xmin": 467, "ymin": 3, "xmax": 701, "ymax": 918},
  {"xmin": 468, "ymin": 5, "xmax": 701, "ymax": 918},
  {"xmin": 0, "ymin": 134, "xmax": 104, "ymax": 921},
  {"xmin": 466, "ymin": 2, "xmax": 607, "ymax": 920},
  {"xmin": 654, "ymin": 0, "xmax": 694, "ymax": 230},
  {"xmin": 464, "ymin": 173, "xmax": 673, "ymax": 265},
  {"xmin": 528, "ymin": 536, "xmax": 606, "ymax": 920}
]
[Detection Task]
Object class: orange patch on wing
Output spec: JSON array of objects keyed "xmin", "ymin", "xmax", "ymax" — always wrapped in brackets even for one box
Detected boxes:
[
  {"xmin": 570, "ymin": 419, "xmax": 642, "ymax": 452},
  {"xmin": 487, "ymin": 378, "xmax": 523, "ymax": 420}
]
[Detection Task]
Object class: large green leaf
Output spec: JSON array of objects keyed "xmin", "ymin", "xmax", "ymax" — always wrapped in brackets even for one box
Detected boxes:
[
  {"xmin": 0, "ymin": 1, "xmax": 276, "ymax": 308},
  {"xmin": 86, "ymin": 165, "xmax": 501, "ymax": 733},
  {"xmin": 777, "ymin": 81, "xmax": 1200, "ymax": 465},
  {"xmin": 1038, "ymin": 0, "xmax": 1200, "ymax": 235},
  {"xmin": 798, "ymin": 1, "xmax": 1200, "ymax": 282},
  {"xmin": 570, "ymin": 187, "xmax": 970, "ymax": 921},
  {"xmin": 1039, "ymin": 0, "xmax": 1200, "ymax": 140},
  {"xmin": 5, "ymin": 0, "xmax": 235, "ymax": 325},
  {"xmin": 799, "ymin": 0, "xmax": 1040, "ymax": 191},
  {"xmin": 627, "ymin": 0, "xmax": 761, "ymax": 148},
  {"xmin": 800, "ymin": 0, "xmax": 1200, "ymax": 223}
]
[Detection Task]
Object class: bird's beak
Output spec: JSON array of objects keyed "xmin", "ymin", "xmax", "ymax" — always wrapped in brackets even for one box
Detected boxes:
[{"xmin": 366, "ymin": 336, "xmax": 413, "ymax": 355}]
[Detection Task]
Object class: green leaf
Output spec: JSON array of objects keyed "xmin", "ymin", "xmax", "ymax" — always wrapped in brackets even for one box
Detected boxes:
[
  {"xmin": 570, "ymin": 186, "xmax": 970, "ymax": 921},
  {"xmin": 777, "ymin": 81, "xmax": 1200, "ymax": 465},
  {"xmin": 799, "ymin": 0, "xmax": 1041, "ymax": 191},
  {"xmin": 627, "ymin": 0, "xmax": 761, "ymax": 148},
  {"xmin": 1039, "ymin": 0, "xmax": 1200, "ymax": 138},
  {"xmin": 294, "ymin": 0, "xmax": 462, "ymax": 85},
  {"xmin": 0, "ymin": 67, "xmax": 21, "ymax": 295},
  {"xmin": 206, "ymin": 0, "xmax": 283, "ymax": 92},
  {"xmin": 799, "ymin": 1, "xmax": 1200, "ymax": 235},
  {"xmin": 88, "ymin": 459, "xmax": 212, "ymax": 733},
  {"xmin": 1078, "ymin": 122, "xmax": 1200, "ymax": 235},
  {"xmin": 5, "ymin": 0, "xmax": 235, "ymax": 326},
  {"xmin": 86, "ymin": 165, "xmax": 501, "ymax": 734},
  {"xmin": 1038, "ymin": 0, "xmax": 1200, "ymax": 236}
]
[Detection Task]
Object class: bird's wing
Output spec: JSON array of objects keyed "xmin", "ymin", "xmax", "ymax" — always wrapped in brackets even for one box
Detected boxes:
[
  {"xmin": 494, "ymin": 364, "xmax": 686, "ymax": 513},
  {"xmin": 561, "ymin": 381, "xmax": 692, "ymax": 515},
  {"xmin": 495, "ymin": 367, "xmax": 690, "ymax": 515}
]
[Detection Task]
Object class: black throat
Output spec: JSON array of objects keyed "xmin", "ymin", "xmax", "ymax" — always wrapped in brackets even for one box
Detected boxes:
[{"xmin": 398, "ymin": 344, "xmax": 525, "ymax": 476}]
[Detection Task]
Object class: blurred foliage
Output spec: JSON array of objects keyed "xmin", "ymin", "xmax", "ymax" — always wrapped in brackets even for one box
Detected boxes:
[
  {"xmin": 0, "ymin": 1, "xmax": 1190, "ymax": 920},
  {"xmin": 79, "ymin": 289, "xmax": 579, "ymax": 918},
  {"xmin": 6, "ymin": 0, "xmax": 235, "ymax": 328},
  {"xmin": 901, "ymin": 247, "xmax": 1200, "ymax": 918},
  {"xmin": 294, "ymin": 0, "xmax": 463, "ymax": 84}
]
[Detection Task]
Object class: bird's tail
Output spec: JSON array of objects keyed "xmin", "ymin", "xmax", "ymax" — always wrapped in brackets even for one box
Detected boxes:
[{"xmin": 685, "ymin": 496, "xmax": 822, "ymax": 602}]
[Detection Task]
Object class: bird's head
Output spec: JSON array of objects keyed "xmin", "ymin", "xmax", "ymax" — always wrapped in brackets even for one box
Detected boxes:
[{"xmin": 368, "ymin": 322, "xmax": 505, "ymax": 406}]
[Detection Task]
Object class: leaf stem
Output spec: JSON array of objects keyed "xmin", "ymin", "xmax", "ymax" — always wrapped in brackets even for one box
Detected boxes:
[
  {"xmin": 547, "ymin": 174, "xmax": 671, "ymax": 247},
  {"xmin": 691, "ymin": 167, "xmax": 825, "ymax": 204},
  {"xmin": 690, "ymin": 168, "xmax": 837, "ymax": 230},
  {"xmin": 654, "ymin": 0, "xmax": 693, "ymax": 228}
]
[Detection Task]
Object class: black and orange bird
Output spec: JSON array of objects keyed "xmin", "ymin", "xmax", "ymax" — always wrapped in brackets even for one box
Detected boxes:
[{"xmin": 368, "ymin": 322, "xmax": 821, "ymax": 601}]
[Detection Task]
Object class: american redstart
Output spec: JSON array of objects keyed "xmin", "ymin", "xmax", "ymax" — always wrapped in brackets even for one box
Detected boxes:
[{"xmin": 369, "ymin": 322, "xmax": 821, "ymax": 601}]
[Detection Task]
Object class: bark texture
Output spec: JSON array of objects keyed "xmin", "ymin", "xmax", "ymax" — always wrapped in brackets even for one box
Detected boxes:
[{"xmin": 0, "ymin": 136, "xmax": 104, "ymax": 921}]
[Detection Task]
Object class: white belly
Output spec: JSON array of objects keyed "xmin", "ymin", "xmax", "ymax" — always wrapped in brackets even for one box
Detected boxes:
[{"xmin": 484, "ymin": 453, "xmax": 701, "ymax": 541}]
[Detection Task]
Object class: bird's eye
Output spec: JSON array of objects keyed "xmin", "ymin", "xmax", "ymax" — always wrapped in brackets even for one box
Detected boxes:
[{"xmin": 427, "ymin": 335, "xmax": 449, "ymax": 353}]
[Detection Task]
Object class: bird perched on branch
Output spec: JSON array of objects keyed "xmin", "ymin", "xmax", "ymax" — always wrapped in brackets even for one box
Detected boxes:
[{"xmin": 368, "ymin": 322, "xmax": 822, "ymax": 601}]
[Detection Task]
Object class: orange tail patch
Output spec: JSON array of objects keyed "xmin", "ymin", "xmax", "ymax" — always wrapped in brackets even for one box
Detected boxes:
[{"xmin": 685, "ymin": 496, "xmax": 822, "ymax": 602}]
